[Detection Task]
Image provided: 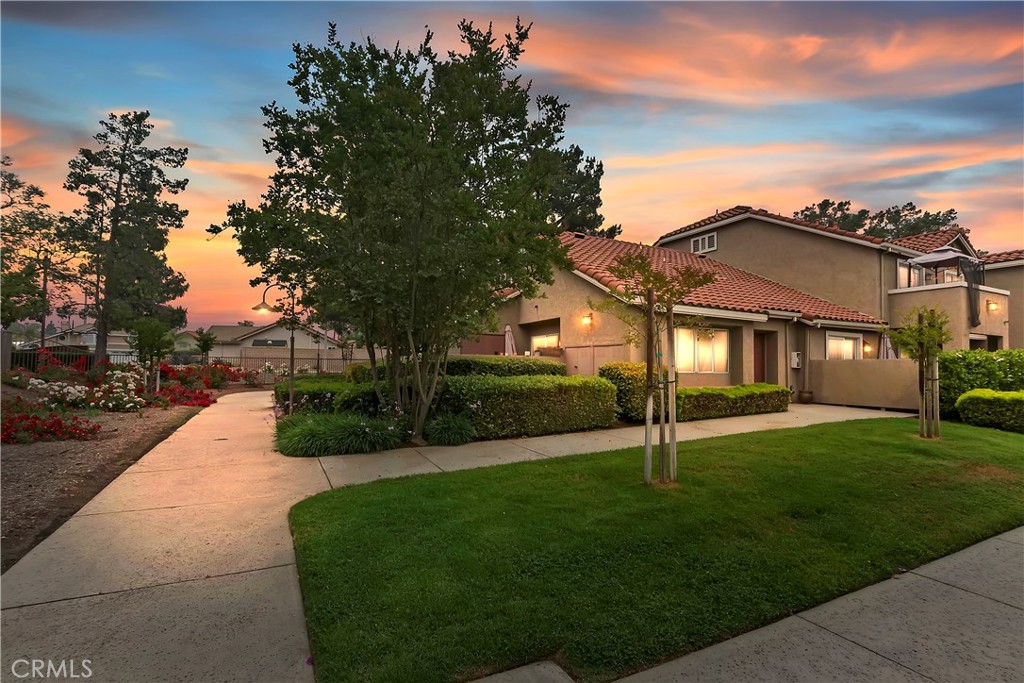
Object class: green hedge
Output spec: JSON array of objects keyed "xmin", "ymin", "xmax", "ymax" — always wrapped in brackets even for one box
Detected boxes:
[
  {"xmin": 275, "ymin": 413, "xmax": 403, "ymax": 456},
  {"xmin": 955, "ymin": 389, "xmax": 1024, "ymax": 434},
  {"xmin": 599, "ymin": 362, "xmax": 789, "ymax": 422},
  {"xmin": 939, "ymin": 349, "xmax": 1024, "ymax": 417},
  {"xmin": 676, "ymin": 384, "xmax": 790, "ymax": 421},
  {"xmin": 274, "ymin": 375, "xmax": 351, "ymax": 413},
  {"xmin": 332, "ymin": 382, "xmax": 383, "ymax": 415},
  {"xmin": 598, "ymin": 362, "xmax": 657, "ymax": 421},
  {"xmin": 438, "ymin": 375, "xmax": 617, "ymax": 439},
  {"xmin": 346, "ymin": 356, "xmax": 566, "ymax": 383}
]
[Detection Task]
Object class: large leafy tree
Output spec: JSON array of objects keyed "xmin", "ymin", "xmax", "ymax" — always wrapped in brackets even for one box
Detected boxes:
[
  {"xmin": 550, "ymin": 145, "xmax": 621, "ymax": 238},
  {"xmin": 211, "ymin": 20, "xmax": 572, "ymax": 437},
  {"xmin": 0, "ymin": 157, "xmax": 78, "ymax": 333},
  {"xmin": 794, "ymin": 198, "xmax": 958, "ymax": 240},
  {"xmin": 63, "ymin": 111, "xmax": 190, "ymax": 361}
]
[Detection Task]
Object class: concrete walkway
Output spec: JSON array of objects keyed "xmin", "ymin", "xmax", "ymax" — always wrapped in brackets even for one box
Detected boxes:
[{"xmin": 2, "ymin": 394, "xmax": 915, "ymax": 682}]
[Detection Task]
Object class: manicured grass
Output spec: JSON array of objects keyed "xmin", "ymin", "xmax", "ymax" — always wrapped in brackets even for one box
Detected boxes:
[{"xmin": 290, "ymin": 419, "xmax": 1024, "ymax": 683}]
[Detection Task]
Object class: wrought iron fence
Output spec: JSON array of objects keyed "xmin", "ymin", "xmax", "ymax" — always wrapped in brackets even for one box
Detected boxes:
[{"xmin": 8, "ymin": 349, "xmax": 358, "ymax": 375}]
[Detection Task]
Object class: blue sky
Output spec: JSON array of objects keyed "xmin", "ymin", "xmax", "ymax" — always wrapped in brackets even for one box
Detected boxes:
[{"xmin": 3, "ymin": 2, "xmax": 1021, "ymax": 327}]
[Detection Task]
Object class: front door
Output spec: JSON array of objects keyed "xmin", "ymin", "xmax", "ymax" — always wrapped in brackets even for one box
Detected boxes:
[{"xmin": 754, "ymin": 332, "xmax": 767, "ymax": 383}]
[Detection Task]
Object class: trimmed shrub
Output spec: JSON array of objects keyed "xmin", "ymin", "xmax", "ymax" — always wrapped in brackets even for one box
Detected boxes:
[
  {"xmin": 275, "ymin": 412, "xmax": 403, "ymax": 456},
  {"xmin": 274, "ymin": 375, "xmax": 351, "ymax": 413},
  {"xmin": 425, "ymin": 413, "xmax": 477, "ymax": 446},
  {"xmin": 438, "ymin": 375, "xmax": 617, "ymax": 439},
  {"xmin": 346, "ymin": 356, "xmax": 566, "ymax": 383},
  {"xmin": 939, "ymin": 349, "xmax": 1024, "ymax": 417},
  {"xmin": 446, "ymin": 355, "xmax": 566, "ymax": 377},
  {"xmin": 598, "ymin": 362, "xmax": 652, "ymax": 421},
  {"xmin": 676, "ymin": 384, "xmax": 790, "ymax": 421},
  {"xmin": 333, "ymin": 382, "xmax": 382, "ymax": 415},
  {"xmin": 955, "ymin": 389, "xmax": 1024, "ymax": 433}
]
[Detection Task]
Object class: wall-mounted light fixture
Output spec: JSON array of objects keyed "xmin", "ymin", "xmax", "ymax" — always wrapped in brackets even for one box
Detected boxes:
[
  {"xmin": 986, "ymin": 299, "xmax": 999, "ymax": 312},
  {"xmin": 581, "ymin": 311, "xmax": 593, "ymax": 325},
  {"xmin": 863, "ymin": 343, "xmax": 873, "ymax": 355}
]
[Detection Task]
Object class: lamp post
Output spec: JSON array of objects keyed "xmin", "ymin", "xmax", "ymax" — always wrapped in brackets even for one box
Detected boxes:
[{"xmin": 253, "ymin": 284, "xmax": 296, "ymax": 415}]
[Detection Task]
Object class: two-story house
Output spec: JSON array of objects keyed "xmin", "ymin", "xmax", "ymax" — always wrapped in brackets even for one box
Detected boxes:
[{"xmin": 654, "ymin": 206, "xmax": 1013, "ymax": 352}]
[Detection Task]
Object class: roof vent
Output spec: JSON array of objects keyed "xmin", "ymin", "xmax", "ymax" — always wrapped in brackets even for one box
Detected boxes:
[
  {"xmin": 697, "ymin": 253, "xmax": 707, "ymax": 259},
  {"xmin": 572, "ymin": 232, "xmax": 586, "ymax": 239}
]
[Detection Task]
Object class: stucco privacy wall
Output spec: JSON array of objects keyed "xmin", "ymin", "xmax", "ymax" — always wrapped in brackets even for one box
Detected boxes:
[
  {"xmin": 888, "ymin": 284, "xmax": 1009, "ymax": 350},
  {"xmin": 808, "ymin": 359, "xmax": 918, "ymax": 410},
  {"xmin": 984, "ymin": 264, "xmax": 1023, "ymax": 348},
  {"xmin": 659, "ymin": 217, "xmax": 900, "ymax": 322}
]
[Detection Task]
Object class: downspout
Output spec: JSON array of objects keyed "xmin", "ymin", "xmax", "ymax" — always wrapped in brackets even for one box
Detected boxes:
[{"xmin": 878, "ymin": 251, "xmax": 886, "ymax": 322}]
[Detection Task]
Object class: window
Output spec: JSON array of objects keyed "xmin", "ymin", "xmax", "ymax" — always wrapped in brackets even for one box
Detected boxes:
[
  {"xmin": 826, "ymin": 333, "xmax": 862, "ymax": 360},
  {"xmin": 675, "ymin": 328, "xmax": 729, "ymax": 373},
  {"xmin": 690, "ymin": 232, "xmax": 717, "ymax": 254},
  {"xmin": 531, "ymin": 334, "xmax": 559, "ymax": 352},
  {"xmin": 897, "ymin": 260, "xmax": 924, "ymax": 288}
]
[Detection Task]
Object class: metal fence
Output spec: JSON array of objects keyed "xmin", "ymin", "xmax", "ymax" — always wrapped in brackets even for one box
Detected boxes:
[{"xmin": 9, "ymin": 349, "xmax": 358, "ymax": 375}]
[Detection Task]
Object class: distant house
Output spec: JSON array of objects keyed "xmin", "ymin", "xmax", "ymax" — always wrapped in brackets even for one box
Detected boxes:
[
  {"xmin": 654, "ymin": 205, "xmax": 1012, "ymax": 352},
  {"xmin": 29, "ymin": 324, "xmax": 134, "ymax": 356},
  {"xmin": 173, "ymin": 322, "xmax": 368, "ymax": 370}
]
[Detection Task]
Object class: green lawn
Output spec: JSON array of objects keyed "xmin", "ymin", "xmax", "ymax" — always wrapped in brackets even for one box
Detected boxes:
[{"xmin": 290, "ymin": 419, "xmax": 1024, "ymax": 683}]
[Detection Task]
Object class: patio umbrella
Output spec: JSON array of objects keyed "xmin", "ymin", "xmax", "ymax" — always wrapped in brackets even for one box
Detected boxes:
[
  {"xmin": 878, "ymin": 332, "xmax": 898, "ymax": 360},
  {"xmin": 503, "ymin": 324, "xmax": 517, "ymax": 356},
  {"xmin": 907, "ymin": 245, "xmax": 979, "ymax": 269}
]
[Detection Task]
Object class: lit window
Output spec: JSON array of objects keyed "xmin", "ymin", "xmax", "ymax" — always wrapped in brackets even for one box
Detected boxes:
[
  {"xmin": 531, "ymin": 334, "xmax": 559, "ymax": 352},
  {"xmin": 826, "ymin": 333, "xmax": 862, "ymax": 360},
  {"xmin": 690, "ymin": 232, "xmax": 718, "ymax": 254},
  {"xmin": 676, "ymin": 328, "xmax": 729, "ymax": 373}
]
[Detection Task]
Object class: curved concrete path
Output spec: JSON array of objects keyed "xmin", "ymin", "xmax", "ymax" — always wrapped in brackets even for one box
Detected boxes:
[{"xmin": 2, "ymin": 393, "xmax": 910, "ymax": 682}]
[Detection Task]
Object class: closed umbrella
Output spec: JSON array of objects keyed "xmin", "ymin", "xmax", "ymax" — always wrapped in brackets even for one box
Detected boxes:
[
  {"xmin": 503, "ymin": 325, "xmax": 516, "ymax": 356},
  {"xmin": 878, "ymin": 332, "xmax": 898, "ymax": 360}
]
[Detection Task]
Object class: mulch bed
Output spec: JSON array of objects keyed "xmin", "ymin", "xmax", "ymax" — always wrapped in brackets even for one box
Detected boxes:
[{"xmin": 0, "ymin": 385, "xmax": 270, "ymax": 573}]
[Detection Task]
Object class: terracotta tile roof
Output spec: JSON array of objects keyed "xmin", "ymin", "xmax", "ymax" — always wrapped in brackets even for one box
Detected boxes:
[
  {"xmin": 561, "ymin": 233, "xmax": 882, "ymax": 325},
  {"xmin": 657, "ymin": 205, "xmax": 884, "ymax": 246},
  {"xmin": 984, "ymin": 249, "xmax": 1024, "ymax": 265},
  {"xmin": 888, "ymin": 228, "xmax": 972, "ymax": 254}
]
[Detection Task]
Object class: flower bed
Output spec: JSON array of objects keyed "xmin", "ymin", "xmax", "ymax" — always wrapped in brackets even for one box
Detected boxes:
[{"xmin": 1, "ymin": 398, "xmax": 102, "ymax": 444}]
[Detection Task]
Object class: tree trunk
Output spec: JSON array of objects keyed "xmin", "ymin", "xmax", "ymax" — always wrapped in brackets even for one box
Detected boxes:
[
  {"xmin": 38, "ymin": 255, "xmax": 49, "ymax": 350},
  {"xmin": 932, "ymin": 354, "xmax": 941, "ymax": 438},
  {"xmin": 667, "ymin": 308, "xmax": 678, "ymax": 482},
  {"xmin": 644, "ymin": 287, "xmax": 655, "ymax": 485}
]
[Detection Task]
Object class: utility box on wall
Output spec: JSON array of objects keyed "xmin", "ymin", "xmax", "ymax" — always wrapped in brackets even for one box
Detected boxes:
[{"xmin": 790, "ymin": 351, "xmax": 802, "ymax": 369}]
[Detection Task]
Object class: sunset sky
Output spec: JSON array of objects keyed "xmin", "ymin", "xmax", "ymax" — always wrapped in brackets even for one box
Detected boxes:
[{"xmin": 2, "ymin": 1, "xmax": 1022, "ymax": 329}]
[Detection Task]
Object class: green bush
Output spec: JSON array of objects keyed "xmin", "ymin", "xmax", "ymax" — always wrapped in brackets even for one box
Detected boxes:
[
  {"xmin": 346, "ymin": 356, "xmax": 566, "ymax": 383},
  {"xmin": 598, "ymin": 363, "xmax": 789, "ymax": 423},
  {"xmin": 274, "ymin": 375, "xmax": 351, "ymax": 413},
  {"xmin": 598, "ymin": 362, "xmax": 653, "ymax": 421},
  {"xmin": 446, "ymin": 355, "xmax": 566, "ymax": 377},
  {"xmin": 332, "ymin": 382, "xmax": 382, "ymax": 415},
  {"xmin": 676, "ymin": 384, "xmax": 790, "ymax": 421},
  {"xmin": 939, "ymin": 349, "xmax": 1024, "ymax": 417},
  {"xmin": 276, "ymin": 413, "xmax": 314, "ymax": 434},
  {"xmin": 955, "ymin": 389, "xmax": 1024, "ymax": 433},
  {"xmin": 275, "ymin": 412, "xmax": 403, "ymax": 456},
  {"xmin": 438, "ymin": 375, "xmax": 617, "ymax": 439},
  {"xmin": 425, "ymin": 413, "xmax": 478, "ymax": 446}
]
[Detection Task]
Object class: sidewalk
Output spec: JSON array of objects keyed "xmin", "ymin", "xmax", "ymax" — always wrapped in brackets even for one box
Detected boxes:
[{"xmin": 1, "ymin": 394, "xmax": 921, "ymax": 682}]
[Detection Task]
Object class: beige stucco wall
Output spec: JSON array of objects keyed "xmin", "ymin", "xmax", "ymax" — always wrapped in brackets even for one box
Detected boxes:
[
  {"xmin": 984, "ymin": 264, "xmax": 1023, "ymax": 348},
  {"xmin": 808, "ymin": 359, "xmax": 918, "ymax": 410},
  {"xmin": 659, "ymin": 217, "xmax": 898, "ymax": 321},
  {"xmin": 888, "ymin": 284, "xmax": 1009, "ymax": 350}
]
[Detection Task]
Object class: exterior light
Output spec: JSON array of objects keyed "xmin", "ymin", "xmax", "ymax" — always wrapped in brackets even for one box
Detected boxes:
[
  {"xmin": 252, "ymin": 301, "xmax": 274, "ymax": 314},
  {"xmin": 986, "ymin": 300, "xmax": 999, "ymax": 312},
  {"xmin": 253, "ymin": 284, "xmax": 297, "ymax": 414},
  {"xmin": 863, "ymin": 343, "xmax": 873, "ymax": 355},
  {"xmin": 581, "ymin": 312, "xmax": 593, "ymax": 325}
]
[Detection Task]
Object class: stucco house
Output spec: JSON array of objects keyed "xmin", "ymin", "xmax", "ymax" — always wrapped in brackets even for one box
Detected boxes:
[
  {"xmin": 29, "ymin": 324, "xmax": 134, "ymax": 356},
  {"xmin": 983, "ymin": 250, "xmax": 1024, "ymax": 349},
  {"xmin": 173, "ymin": 323, "xmax": 367, "ymax": 370},
  {"xmin": 654, "ymin": 206, "xmax": 1013, "ymax": 352},
  {"xmin": 495, "ymin": 232, "xmax": 885, "ymax": 399}
]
